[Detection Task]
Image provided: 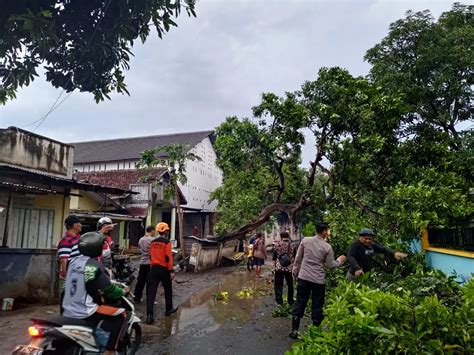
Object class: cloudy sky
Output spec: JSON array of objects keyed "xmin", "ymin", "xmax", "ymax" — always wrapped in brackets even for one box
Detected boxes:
[{"xmin": 0, "ymin": 0, "xmax": 457, "ymax": 164}]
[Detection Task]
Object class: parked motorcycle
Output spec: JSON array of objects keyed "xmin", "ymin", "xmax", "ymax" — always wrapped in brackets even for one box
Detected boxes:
[
  {"xmin": 113, "ymin": 255, "xmax": 136, "ymax": 284},
  {"xmin": 12, "ymin": 289, "xmax": 141, "ymax": 355}
]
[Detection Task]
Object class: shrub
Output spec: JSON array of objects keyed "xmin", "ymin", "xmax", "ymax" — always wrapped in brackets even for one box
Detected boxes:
[{"xmin": 288, "ymin": 272, "xmax": 474, "ymax": 354}]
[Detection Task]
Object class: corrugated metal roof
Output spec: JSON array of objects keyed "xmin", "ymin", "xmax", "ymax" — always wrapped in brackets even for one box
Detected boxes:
[
  {"xmin": 0, "ymin": 164, "xmax": 136, "ymax": 195},
  {"xmin": 71, "ymin": 130, "xmax": 214, "ymax": 164}
]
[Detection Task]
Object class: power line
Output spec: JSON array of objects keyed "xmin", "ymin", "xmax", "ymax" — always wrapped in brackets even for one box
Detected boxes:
[{"xmin": 24, "ymin": 0, "xmax": 113, "ymax": 132}]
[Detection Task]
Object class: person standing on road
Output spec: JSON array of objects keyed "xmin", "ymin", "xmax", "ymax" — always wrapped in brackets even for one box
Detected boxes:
[
  {"xmin": 146, "ymin": 222, "xmax": 177, "ymax": 324},
  {"xmin": 133, "ymin": 225, "xmax": 156, "ymax": 303},
  {"xmin": 97, "ymin": 217, "xmax": 117, "ymax": 273},
  {"xmin": 273, "ymin": 232, "xmax": 295, "ymax": 306},
  {"xmin": 57, "ymin": 215, "xmax": 82, "ymax": 313},
  {"xmin": 346, "ymin": 228, "xmax": 408, "ymax": 280},
  {"xmin": 290, "ymin": 222, "xmax": 346, "ymax": 339},
  {"xmin": 252, "ymin": 232, "xmax": 267, "ymax": 279}
]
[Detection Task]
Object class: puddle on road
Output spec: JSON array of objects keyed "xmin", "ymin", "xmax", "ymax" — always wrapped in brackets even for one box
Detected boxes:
[{"xmin": 143, "ymin": 271, "xmax": 273, "ymax": 343}]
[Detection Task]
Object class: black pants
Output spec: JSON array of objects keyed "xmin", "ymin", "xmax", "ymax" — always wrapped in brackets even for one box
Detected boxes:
[
  {"xmin": 88, "ymin": 311, "xmax": 127, "ymax": 351},
  {"xmin": 133, "ymin": 264, "xmax": 150, "ymax": 302},
  {"xmin": 274, "ymin": 270, "xmax": 294, "ymax": 305},
  {"xmin": 292, "ymin": 278, "xmax": 326, "ymax": 326},
  {"xmin": 146, "ymin": 265, "xmax": 173, "ymax": 316}
]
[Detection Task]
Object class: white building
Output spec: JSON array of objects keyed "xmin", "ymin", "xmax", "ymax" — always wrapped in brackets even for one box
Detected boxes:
[{"xmin": 71, "ymin": 131, "xmax": 223, "ymax": 242}]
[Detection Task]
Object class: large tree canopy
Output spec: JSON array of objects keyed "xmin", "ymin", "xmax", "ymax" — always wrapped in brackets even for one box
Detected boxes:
[
  {"xmin": 213, "ymin": 4, "xmax": 473, "ymax": 243},
  {"xmin": 0, "ymin": 0, "xmax": 196, "ymax": 103}
]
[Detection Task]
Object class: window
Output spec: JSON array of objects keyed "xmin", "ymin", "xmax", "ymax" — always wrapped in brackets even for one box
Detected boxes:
[{"xmin": 428, "ymin": 226, "xmax": 474, "ymax": 251}]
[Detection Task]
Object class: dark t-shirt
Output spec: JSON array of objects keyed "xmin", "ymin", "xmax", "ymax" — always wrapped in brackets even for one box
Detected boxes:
[{"xmin": 346, "ymin": 240, "xmax": 395, "ymax": 274}]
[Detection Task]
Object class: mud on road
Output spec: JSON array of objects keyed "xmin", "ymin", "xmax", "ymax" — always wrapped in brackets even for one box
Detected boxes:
[
  {"xmin": 0, "ymin": 264, "xmax": 302, "ymax": 354},
  {"xmin": 140, "ymin": 266, "xmax": 301, "ymax": 355}
]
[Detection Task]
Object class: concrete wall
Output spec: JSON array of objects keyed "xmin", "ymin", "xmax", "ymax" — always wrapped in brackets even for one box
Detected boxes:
[
  {"xmin": 189, "ymin": 240, "xmax": 239, "ymax": 273},
  {"xmin": 425, "ymin": 251, "xmax": 473, "ymax": 283},
  {"xmin": 0, "ymin": 127, "xmax": 74, "ymax": 178},
  {"xmin": 411, "ymin": 239, "xmax": 473, "ymax": 282},
  {"xmin": 0, "ymin": 248, "xmax": 58, "ymax": 304}
]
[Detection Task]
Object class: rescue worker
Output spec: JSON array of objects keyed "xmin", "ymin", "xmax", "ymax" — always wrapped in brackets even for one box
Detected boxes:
[
  {"xmin": 146, "ymin": 222, "xmax": 177, "ymax": 324},
  {"xmin": 62, "ymin": 232, "xmax": 129, "ymax": 355}
]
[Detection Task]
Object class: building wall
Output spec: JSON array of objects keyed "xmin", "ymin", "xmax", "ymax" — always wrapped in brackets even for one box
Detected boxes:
[
  {"xmin": 75, "ymin": 160, "xmax": 137, "ymax": 173},
  {"xmin": 1, "ymin": 192, "xmax": 69, "ymax": 248},
  {"xmin": 69, "ymin": 190, "xmax": 101, "ymax": 212},
  {"xmin": 34, "ymin": 194, "xmax": 70, "ymax": 245},
  {"xmin": 72, "ymin": 137, "xmax": 223, "ymax": 213},
  {"xmin": 412, "ymin": 237, "xmax": 473, "ymax": 283},
  {"xmin": 0, "ymin": 248, "xmax": 58, "ymax": 303},
  {"xmin": 0, "ymin": 127, "xmax": 74, "ymax": 178},
  {"xmin": 425, "ymin": 251, "xmax": 473, "ymax": 283},
  {"xmin": 179, "ymin": 137, "xmax": 223, "ymax": 212}
]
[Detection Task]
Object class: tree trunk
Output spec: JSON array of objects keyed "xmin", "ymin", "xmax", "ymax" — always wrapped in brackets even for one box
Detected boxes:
[
  {"xmin": 175, "ymin": 185, "xmax": 186, "ymax": 258},
  {"xmin": 219, "ymin": 202, "xmax": 301, "ymax": 242}
]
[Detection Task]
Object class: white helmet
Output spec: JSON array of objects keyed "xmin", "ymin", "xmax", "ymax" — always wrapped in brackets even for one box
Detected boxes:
[{"xmin": 97, "ymin": 217, "xmax": 116, "ymax": 230}]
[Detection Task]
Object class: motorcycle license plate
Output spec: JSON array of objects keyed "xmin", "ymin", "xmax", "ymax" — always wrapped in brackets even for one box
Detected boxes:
[{"xmin": 12, "ymin": 345, "xmax": 44, "ymax": 355}]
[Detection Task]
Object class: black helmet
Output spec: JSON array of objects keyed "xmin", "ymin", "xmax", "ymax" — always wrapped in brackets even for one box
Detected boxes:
[{"xmin": 78, "ymin": 232, "xmax": 104, "ymax": 258}]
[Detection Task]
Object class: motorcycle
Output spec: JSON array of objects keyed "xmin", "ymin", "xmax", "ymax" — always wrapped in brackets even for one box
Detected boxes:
[
  {"xmin": 112, "ymin": 255, "xmax": 136, "ymax": 284},
  {"xmin": 12, "ymin": 288, "xmax": 141, "ymax": 355}
]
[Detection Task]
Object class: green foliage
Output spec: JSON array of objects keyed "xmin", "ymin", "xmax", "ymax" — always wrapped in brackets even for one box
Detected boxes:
[
  {"xmin": 301, "ymin": 222, "xmax": 316, "ymax": 237},
  {"xmin": 137, "ymin": 143, "xmax": 201, "ymax": 201},
  {"xmin": 289, "ymin": 269, "xmax": 474, "ymax": 355},
  {"xmin": 272, "ymin": 303, "xmax": 292, "ymax": 318},
  {"xmin": 0, "ymin": 0, "xmax": 196, "ymax": 103},
  {"xmin": 212, "ymin": 4, "xmax": 472, "ymax": 244},
  {"xmin": 212, "ymin": 116, "xmax": 307, "ymax": 234},
  {"xmin": 365, "ymin": 4, "xmax": 473, "ymax": 151}
]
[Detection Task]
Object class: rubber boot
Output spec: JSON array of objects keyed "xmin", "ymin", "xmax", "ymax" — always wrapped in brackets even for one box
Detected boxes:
[{"xmin": 289, "ymin": 316, "xmax": 300, "ymax": 339}]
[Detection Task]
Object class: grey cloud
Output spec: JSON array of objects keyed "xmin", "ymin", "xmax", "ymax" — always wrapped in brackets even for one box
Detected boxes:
[{"xmin": 0, "ymin": 0, "xmax": 455, "ymax": 164}]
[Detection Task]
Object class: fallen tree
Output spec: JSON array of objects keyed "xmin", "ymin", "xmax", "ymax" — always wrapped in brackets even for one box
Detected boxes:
[{"xmin": 214, "ymin": 4, "xmax": 473, "ymax": 242}]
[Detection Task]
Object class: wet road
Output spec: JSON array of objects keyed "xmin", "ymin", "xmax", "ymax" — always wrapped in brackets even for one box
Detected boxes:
[{"xmin": 140, "ymin": 270, "xmax": 297, "ymax": 355}]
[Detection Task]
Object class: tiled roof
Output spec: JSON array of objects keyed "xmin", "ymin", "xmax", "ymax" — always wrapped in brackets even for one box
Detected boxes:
[
  {"xmin": 74, "ymin": 168, "xmax": 167, "ymax": 191},
  {"xmin": 71, "ymin": 130, "xmax": 214, "ymax": 164}
]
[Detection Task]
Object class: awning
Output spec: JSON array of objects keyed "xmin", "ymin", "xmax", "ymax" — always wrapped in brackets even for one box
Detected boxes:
[
  {"xmin": 126, "ymin": 207, "xmax": 149, "ymax": 218},
  {"xmin": 0, "ymin": 164, "xmax": 137, "ymax": 196},
  {"xmin": 70, "ymin": 210, "xmax": 144, "ymax": 222}
]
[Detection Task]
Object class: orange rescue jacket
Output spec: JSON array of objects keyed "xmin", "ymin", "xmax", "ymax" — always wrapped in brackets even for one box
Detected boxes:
[{"xmin": 149, "ymin": 236, "xmax": 173, "ymax": 271}]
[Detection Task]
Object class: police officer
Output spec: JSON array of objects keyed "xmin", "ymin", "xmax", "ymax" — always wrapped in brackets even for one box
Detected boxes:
[{"xmin": 145, "ymin": 222, "xmax": 178, "ymax": 324}]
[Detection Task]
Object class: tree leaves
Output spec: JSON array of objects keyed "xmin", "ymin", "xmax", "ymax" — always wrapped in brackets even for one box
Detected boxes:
[{"xmin": 0, "ymin": 0, "xmax": 197, "ymax": 104}]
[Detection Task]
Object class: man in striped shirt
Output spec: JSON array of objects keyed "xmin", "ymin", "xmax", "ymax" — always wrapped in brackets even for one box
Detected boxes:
[{"xmin": 57, "ymin": 215, "xmax": 82, "ymax": 295}]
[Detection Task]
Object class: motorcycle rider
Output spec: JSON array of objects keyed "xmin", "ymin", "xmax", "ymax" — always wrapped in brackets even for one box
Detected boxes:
[{"xmin": 62, "ymin": 232, "xmax": 129, "ymax": 355}]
